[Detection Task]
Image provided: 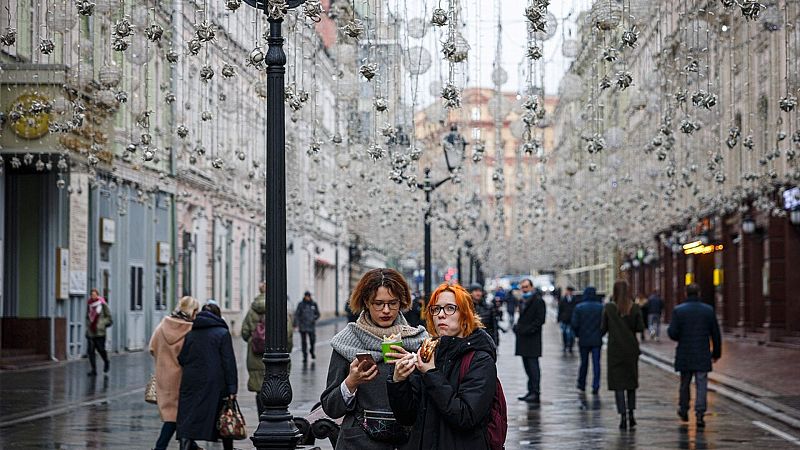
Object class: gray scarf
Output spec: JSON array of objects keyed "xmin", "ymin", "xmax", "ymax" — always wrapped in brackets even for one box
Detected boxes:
[{"xmin": 330, "ymin": 311, "xmax": 429, "ymax": 362}]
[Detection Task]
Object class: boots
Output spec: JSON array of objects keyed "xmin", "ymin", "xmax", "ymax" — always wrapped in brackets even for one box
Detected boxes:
[
  {"xmin": 628, "ymin": 410, "xmax": 637, "ymax": 428},
  {"xmin": 619, "ymin": 413, "xmax": 627, "ymax": 429},
  {"xmin": 179, "ymin": 439, "xmax": 194, "ymax": 450}
]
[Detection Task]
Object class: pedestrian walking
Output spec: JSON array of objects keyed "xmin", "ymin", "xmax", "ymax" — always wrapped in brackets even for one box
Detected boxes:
[
  {"xmin": 668, "ymin": 283, "xmax": 722, "ymax": 428},
  {"xmin": 294, "ymin": 291, "xmax": 321, "ymax": 363},
  {"xmin": 469, "ymin": 283, "xmax": 499, "ymax": 345},
  {"xmin": 514, "ymin": 279, "xmax": 546, "ymax": 403},
  {"xmin": 601, "ymin": 280, "xmax": 644, "ymax": 430},
  {"xmin": 505, "ymin": 285, "xmax": 520, "ymax": 329},
  {"xmin": 647, "ymin": 290, "xmax": 664, "ymax": 340},
  {"xmin": 241, "ymin": 282, "xmax": 293, "ymax": 415},
  {"xmin": 557, "ymin": 286, "xmax": 578, "ymax": 354},
  {"xmin": 320, "ymin": 268, "xmax": 427, "ymax": 449},
  {"xmin": 177, "ymin": 303, "xmax": 238, "ymax": 450},
  {"xmin": 635, "ymin": 295, "xmax": 649, "ymax": 341},
  {"xmin": 149, "ymin": 296, "xmax": 200, "ymax": 450},
  {"xmin": 387, "ymin": 283, "xmax": 502, "ymax": 449},
  {"xmin": 572, "ymin": 286, "xmax": 603, "ymax": 394},
  {"xmin": 86, "ymin": 288, "xmax": 113, "ymax": 376},
  {"xmin": 404, "ymin": 292, "xmax": 425, "ymax": 328}
]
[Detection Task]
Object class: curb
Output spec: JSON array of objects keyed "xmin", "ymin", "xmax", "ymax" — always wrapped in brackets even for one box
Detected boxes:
[{"xmin": 639, "ymin": 346, "xmax": 800, "ymax": 431}]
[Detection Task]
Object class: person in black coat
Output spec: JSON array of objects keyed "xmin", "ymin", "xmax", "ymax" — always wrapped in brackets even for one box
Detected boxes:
[
  {"xmin": 514, "ymin": 279, "xmax": 546, "ymax": 403},
  {"xmin": 388, "ymin": 283, "xmax": 498, "ymax": 449},
  {"xmin": 668, "ymin": 283, "xmax": 722, "ymax": 428},
  {"xmin": 468, "ymin": 283, "xmax": 499, "ymax": 346},
  {"xmin": 177, "ymin": 304, "xmax": 238, "ymax": 450},
  {"xmin": 557, "ymin": 286, "xmax": 578, "ymax": 354},
  {"xmin": 571, "ymin": 286, "xmax": 604, "ymax": 394},
  {"xmin": 294, "ymin": 291, "xmax": 321, "ymax": 362}
]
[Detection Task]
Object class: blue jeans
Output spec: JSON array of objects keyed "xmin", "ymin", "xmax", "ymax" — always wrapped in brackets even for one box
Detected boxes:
[
  {"xmin": 680, "ymin": 371, "xmax": 708, "ymax": 414},
  {"xmin": 155, "ymin": 421, "xmax": 176, "ymax": 450},
  {"xmin": 560, "ymin": 323, "xmax": 575, "ymax": 351},
  {"xmin": 578, "ymin": 346, "xmax": 601, "ymax": 392},
  {"xmin": 648, "ymin": 313, "xmax": 661, "ymax": 338}
]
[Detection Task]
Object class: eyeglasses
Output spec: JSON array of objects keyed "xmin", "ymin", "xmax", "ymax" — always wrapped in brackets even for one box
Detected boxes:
[
  {"xmin": 429, "ymin": 304, "xmax": 458, "ymax": 316},
  {"xmin": 370, "ymin": 300, "xmax": 401, "ymax": 311}
]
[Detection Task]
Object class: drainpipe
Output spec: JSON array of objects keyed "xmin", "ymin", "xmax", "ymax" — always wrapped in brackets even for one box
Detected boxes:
[{"xmin": 334, "ymin": 243, "xmax": 339, "ymax": 316}]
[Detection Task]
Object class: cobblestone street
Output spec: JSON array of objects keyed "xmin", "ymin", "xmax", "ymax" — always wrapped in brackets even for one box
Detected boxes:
[{"xmin": 2, "ymin": 312, "xmax": 799, "ymax": 449}]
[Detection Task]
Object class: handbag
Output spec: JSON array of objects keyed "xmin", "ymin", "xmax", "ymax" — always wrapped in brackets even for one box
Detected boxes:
[
  {"xmin": 356, "ymin": 409, "xmax": 411, "ymax": 445},
  {"xmin": 145, "ymin": 374, "xmax": 157, "ymax": 404},
  {"xmin": 217, "ymin": 397, "xmax": 247, "ymax": 440}
]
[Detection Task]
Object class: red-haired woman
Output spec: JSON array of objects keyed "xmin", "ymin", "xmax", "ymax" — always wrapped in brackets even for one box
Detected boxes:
[
  {"xmin": 387, "ymin": 283, "xmax": 499, "ymax": 449},
  {"xmin": 320, "ymin": 268, "xmax": 428, "ymax": 449}
]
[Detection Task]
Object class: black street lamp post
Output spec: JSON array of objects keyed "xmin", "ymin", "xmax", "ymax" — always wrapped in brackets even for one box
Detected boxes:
[
  {"xmin": 418, "ymin": 126, "xmax": 467, "ymax": 298},
  {"xmin": 242, "ymin": 0, "xmax": 305, "ymax": 448}
]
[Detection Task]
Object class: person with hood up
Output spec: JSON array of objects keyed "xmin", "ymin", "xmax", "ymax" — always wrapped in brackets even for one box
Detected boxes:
[
  {"xmin": 177, "ymin": 303, "xmax": 238, "ymax": 450},
  {"xmin": 241, "ymin": 282, "xmax": 293, "ymax": 415},
  {"xmin": 572, "ymin": 286, "xmax": 604, "ymax": 394},
  {"xmin": 149, "ymin": 296, "xmax": 200, "ymax": 450},
  {"xmin": 86, "ymin": 288, "xmax": 113, "ymax": 376},
  {"xmin": 387, "ymin": 283, "xmax": 499, "ymax": 449}
]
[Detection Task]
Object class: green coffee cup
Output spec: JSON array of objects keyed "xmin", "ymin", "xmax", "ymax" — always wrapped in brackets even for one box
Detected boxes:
[{"xmin": 381, "ymin": 340, "xmax": 403, "ymax": 362}]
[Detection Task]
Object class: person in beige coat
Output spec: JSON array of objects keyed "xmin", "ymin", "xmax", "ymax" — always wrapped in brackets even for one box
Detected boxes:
[{"xmin": 149, "ymin": 296, "xmax": 200, "ymax": 450}]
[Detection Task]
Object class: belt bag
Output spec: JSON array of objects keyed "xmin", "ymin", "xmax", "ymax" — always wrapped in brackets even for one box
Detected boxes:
[{"xmin": 356, "ymin": 409, "xmax": 411, "ymax": 445}]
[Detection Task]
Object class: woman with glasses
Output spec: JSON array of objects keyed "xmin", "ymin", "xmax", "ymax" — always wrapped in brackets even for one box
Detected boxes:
[
  {"xmin": 387, "ymin": 283, "xmax": 500, "ymax": 449},
  {"xmin": 321, "ymin": 268, "xmax": 428, "ymax": 449}
]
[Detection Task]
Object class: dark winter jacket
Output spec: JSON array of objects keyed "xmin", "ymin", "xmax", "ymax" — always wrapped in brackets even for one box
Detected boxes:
[
  {"xmin": 601, "ymin": 302, "xmax": 644, "ymax": 391},
  {"xmin": 571, "ymin": 287, "xmax": 604, "ymax": 348},
  {"xmin": 177, "ymin": 311, "xmax": 238, "ymax": 441},
  {"xmin": 473, "ymin": 300, "xmax": 499, "ymax": 345},
  {"xmin": 294, "ymin": 298, "xmax": 321, "ymax": 332},
  {"xmin": 514, "ymin": 294, "xmax": 546, "ymax": 358},
  {"xmin": 646, "ymin": 294, "xmax": 664, "ymax": 316},
  {"xmin": 240, "ymin": 293, "xmax": 294, "ymax": 392},
  {"xmin": 667, "ymin": 296, "xmax": 722, "ymax": 373},
  {"xmin": 387, "ymin": 329, "xmax": 498, "ymax": 450},
  {"xmin": 557, "ymin": 294, "xmax": 578, "ymax": 324}
]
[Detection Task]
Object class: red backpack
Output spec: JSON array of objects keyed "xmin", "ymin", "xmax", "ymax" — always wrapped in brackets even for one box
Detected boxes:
[
  {"xmin": 458, "ymin": 351, "xmax": 507, "ymax": 450},
  {"xmin": 249, "ymin": 314, "xmax": 266, "ymax": 355}
]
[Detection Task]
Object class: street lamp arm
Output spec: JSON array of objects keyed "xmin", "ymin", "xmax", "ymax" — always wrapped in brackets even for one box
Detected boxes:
[{"xmin": 433, "ymin": 176, "xmax": 451, "ymax": 190}]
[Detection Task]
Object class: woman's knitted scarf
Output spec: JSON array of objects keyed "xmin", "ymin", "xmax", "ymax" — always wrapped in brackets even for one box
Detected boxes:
[{"xmin": 330, "ymin": 311, "xmax": 428, "ymax": 362}]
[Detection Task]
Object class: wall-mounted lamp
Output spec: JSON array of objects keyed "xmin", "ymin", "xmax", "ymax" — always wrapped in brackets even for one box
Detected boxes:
[
  {"xmin": 791, "ymin": 209, "xmax": 800, "ymax": 226},
  {"xmin": 742, "ymin": 216, "xmax": 757, "ymax": 235}
]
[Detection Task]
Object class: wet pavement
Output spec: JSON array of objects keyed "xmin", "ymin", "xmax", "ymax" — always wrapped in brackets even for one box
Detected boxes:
[{"xmin": 1, "ymin": 312, "xmax": 799, "ymax": 449}]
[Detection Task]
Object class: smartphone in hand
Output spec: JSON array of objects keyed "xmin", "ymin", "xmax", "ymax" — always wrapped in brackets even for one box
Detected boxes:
[{"xmin": 355, "ymin": 352, "xmax": 376, "ymax": 369}]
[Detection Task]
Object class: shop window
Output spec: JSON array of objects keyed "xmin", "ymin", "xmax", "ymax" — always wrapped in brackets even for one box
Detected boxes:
[
  {"xmin": 155, "ymin": 267, "xmax": 168, "ymax": 311},
  {"xmin": 130, "ymin": 266, "xmax": 143, "ymax": 311}
]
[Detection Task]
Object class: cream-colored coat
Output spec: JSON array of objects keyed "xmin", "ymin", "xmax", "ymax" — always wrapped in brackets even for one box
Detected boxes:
[{"xmin": 149, "ymin": 316, "xmax": 193, "ymax": 422}]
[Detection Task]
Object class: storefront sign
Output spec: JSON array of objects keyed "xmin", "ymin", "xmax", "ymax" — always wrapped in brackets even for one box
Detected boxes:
[
  {"xmin": 100, "ymin": 218, "xmax": 115, "ymax": 244},
  {"xmin": 55, "ymin": 247, "xmax": 69, "ymax": 299},
  {"xmin": 157, "ymin": 241, "xmax": 170, "ymax": 265},
  {"xmin": 69, "ymin": 174, "xmax": 89, "ymax": 293}
]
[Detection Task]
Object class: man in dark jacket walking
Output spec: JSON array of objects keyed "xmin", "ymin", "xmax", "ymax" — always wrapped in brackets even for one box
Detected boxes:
[
  {"xmin": 294, "ymin": 291, "xmax": 321, "ymax": 362},
  {"xmin": 572, "ymin": 286, "xmax": 604, "ymax": 394},
  {"xmin": 469, "ymin": 283, "xmax": 499, "ymax": 345},
  {"xmin": 647, "ymin": 290, "xmax": 664, "ymax": 340},
  {"xmin": 557, "ymin": 286, "xmax": 578, "ymax": 354},
  {"xmin": 668, "ymin": 283, "xmax": 722, "ymax": 428},
  {"xmin": 514, "ymin": 279, "xmax": 546, "ymax": 403}
]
